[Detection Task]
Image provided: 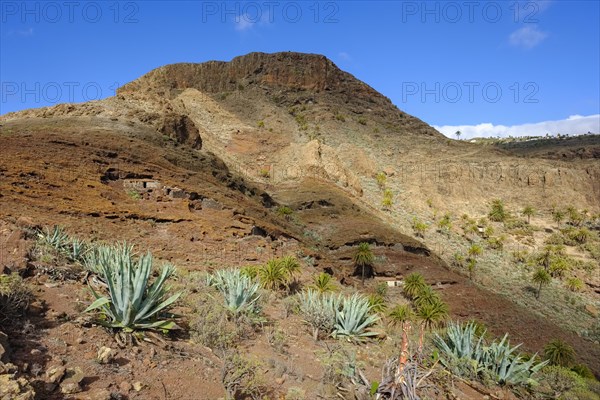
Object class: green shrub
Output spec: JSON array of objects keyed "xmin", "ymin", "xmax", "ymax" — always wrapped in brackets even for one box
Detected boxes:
[
  {"xmin": 257, "ymin": 256, "xmax": 300, "ymax": 292},
  {"xmin": 84, "ymin": 247, "xmax": 181, "ymax": 332},
  {"xmin": 544, "ymin": 339, "xmax": 575, "ymax": 367},
  {"xmin": 387, "ymin": 304, "xmax": 414, "ymax": 327},
  {"xmin": 221, "ymin": 353, "xmax": 267, "ymax": 400},
  {"xmin": 190, "ymin": 290, "xmax": 246, "ymax": 351},
  {"xmin": 402, "ymin": 272, "xmax": 426, "ymax": 299},
  {"xmin": 367, "ymin": 293, "xmax": 387, "ymax": 313},
  {"xmin": 488, "ymin": 199, "xmax": 508, "ymax": 222},
  {"xmin": 0, "ymin": 273, "xmax": 32, "ymax": 321},
  {"xmin": 309, "ymin": 272, "xmax": 337, "ymax": 293},
  {"xmin": 276, "ymin": 205, "xmax": 293, "ymax": 220}
]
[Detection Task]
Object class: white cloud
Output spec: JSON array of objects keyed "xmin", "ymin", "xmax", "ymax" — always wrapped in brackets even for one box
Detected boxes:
[
  {"xmin": 338, "ymin": 52, "xmax": 351, "ymax": 61},
  {"xmin": 509, "ymin": 25, "xmax": 548, "ymax": 49},
  {"xmin": 235, "ymin": 18, "xmax": 254, "ymax": 31},
  {"xmin": 6, "ymin": 28, "xmax": 34, "ymax": 37},
  {"xmin": 433, "ymin": 114, "xmax": 600, "ymax": 139},
  {"xmin": 234, "ymin": 11, "xmax": 272, "ymax": 31}
]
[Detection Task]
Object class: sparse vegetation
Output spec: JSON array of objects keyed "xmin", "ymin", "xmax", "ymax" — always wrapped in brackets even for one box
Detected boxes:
[
  {"xmin": 276, "ymin": 205, "xmax": 293, "ymax": 220},
  {"xmin": 412, "ymin": 218, "xmax": 428, "ymax": 238},
  {"xmin": 0, "ymin": 273, "xmax": 32, "ymax": 321}
]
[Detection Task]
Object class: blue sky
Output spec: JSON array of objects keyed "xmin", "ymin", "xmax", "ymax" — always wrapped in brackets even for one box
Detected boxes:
[{"xmin": 1, "ymin": 0, "xmax": 599, "ymax": 138}]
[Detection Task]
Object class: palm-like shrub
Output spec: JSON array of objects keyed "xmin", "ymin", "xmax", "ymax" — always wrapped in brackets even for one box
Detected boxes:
[
  {"xmin": 544, "ymin": 339, "xmax": 575, "ymax": 367},
  {"xmin": 387, "ymin": 304, "xmax": 414, "ymax": 327},
  {"xmin": 553, "ymin": 209, "xmax": 566, "ymax": 228},
  {"xmin": 255, "ymin": 256, "xmax": 301, "ymax": 291},
  {"xmin": 416, "ymin": 297, "xmax": 448, "ymax": 329},
  {"xmin": 279, "ymin": 255, "xmax": 300, "ymax": 281},
  {"xmin": 257, "ymin": 259, "xmax": 288, "ymax": 290},
  {"xmin": 353, "ymin": 242, "xmax": 374, "ymax": 284},
  {"xmin": 468, "ymin": 243, "xmax": 483, "ymax": 258},
  {"xmin": 367, "ymin": 293, "xmax": 387, "ymax": 313},
  {"xmin": 434, "ymin": 321, "xmax": 548, "ymax": 385},
  {"xmin": 333, "ymin": 293, "xmax": 380, "ymax": 342},
  {"xmin": 402, "ymin": 272, "xmax": 426, "ymax": 299},
  {"xmin": 522, "ymin": 205, "xmax": 535, "ymax": 224},
  {"xmin": 488, "ymin": 199, "xmax": 508, "ymax": 222},
  {"xmin": 413, "ymin": 285, "xmax": 439, "ymax": 309},
  {"xmin": 309, "ymin": 272, "xmax": 337, "ymax": 293},
  {"xmin": 532, "ymin": 268, "xmax": 551, "ymax": 300},
  {"xmin": 207, "ymin": 269, "xmax": 261, "ymax": 316},
  {"xmin": 84, "ymin": 250, "xmax": 181, "ymax": 332}
]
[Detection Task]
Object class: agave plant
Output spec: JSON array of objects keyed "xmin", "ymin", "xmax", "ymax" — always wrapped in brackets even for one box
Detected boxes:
[
  {"xmin": 207, "ymin": 269, "xmax": 261, "ymax": 316},
  {"xmin": 38, "ymin": 225, "xmax": 70, "ymax": 250},
  {"xmin": 67, "ymin": 237, "xmax": 89, "ymax": 263},
  {"xmin": 434, "ymin": 321, "xmax": 548, "ymax": 385},
  {"xmin": 482, "ymin": 335, "xmax": 548, "ymax": 385},
  {"xmin": 84, "ymin": 250, "xmax": 181, "ymax": 332},
  {"xmin": 297, "ymin": 289, "xmax": 338, "ymax": 339},
  {"xmin": 332, "ymin": 293, "xmax": 380, "ymax": 342},
  {"xmin": 83, "ymin": 242, "xmax": 135, "ymax": 276}
]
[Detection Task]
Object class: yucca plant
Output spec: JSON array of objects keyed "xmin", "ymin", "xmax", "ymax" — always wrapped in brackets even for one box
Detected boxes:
[
  {"xmin": 332, "ymin": 293, "xmax": 380, "ymax": 342},
  {"xmin": 309, "ymin": 272, "xmax": 337, "ymax": 293},
  {"xmin": 207, "ymin": 269, "xmax": 261, "ymax": 316},
  {"xmin": 84, "ymin": 249, "xmax": 181, "ymax": 332}
]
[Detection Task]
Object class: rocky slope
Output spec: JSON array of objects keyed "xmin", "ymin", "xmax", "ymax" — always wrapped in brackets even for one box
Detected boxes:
[{"xmin": 1, "ymin": 52, "xmax": 599, "ymax": 398}]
